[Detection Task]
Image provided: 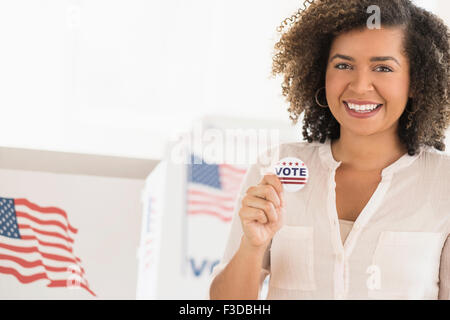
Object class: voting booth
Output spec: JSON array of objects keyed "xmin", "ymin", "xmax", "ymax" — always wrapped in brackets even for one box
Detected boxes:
[
  {"xmin": 0, "ymin": 150, "xmax": 152, "ymax": 299},
  {"xmin": 136, "ymin": 115, "xmax": 300, "ymax": 299}
]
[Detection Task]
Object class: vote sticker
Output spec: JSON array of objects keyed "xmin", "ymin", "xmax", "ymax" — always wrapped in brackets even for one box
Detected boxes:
[{"xmin": 274, "ymin": 157, "xmax": 309, "ymax": 192}]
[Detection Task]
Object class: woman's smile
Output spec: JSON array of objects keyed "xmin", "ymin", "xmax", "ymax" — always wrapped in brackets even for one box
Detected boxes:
[{"xmin": 343, "ymin": 100, "xmax": 384, "ymax": 119}]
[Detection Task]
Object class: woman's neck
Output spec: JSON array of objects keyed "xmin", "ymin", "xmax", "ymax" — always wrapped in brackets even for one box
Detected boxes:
[{"xmin": 330, "ymin": 129, "xmax": 407, "ymax": 172}]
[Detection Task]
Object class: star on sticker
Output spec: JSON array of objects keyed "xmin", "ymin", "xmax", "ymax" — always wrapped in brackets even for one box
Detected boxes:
[
  {"xmin": 295, "ymin": 162, "xmax": 299, "ymax": 166},
  {"xmin": 289, "ymin": 162, "xmax": 292, "ymax": 166},
  {"xmin": 282, "ymin": 162, "xmax": 286, "ymax": 165}
]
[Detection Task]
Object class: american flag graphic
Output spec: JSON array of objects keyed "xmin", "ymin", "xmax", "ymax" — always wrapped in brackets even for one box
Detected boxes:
[
  {"xmin": 186, "ymin": 154, "xmax": 247, "ymax": 222},
  {"xmin": 0, "ymin": 197, "xmax": 95, "ymax": 296}
]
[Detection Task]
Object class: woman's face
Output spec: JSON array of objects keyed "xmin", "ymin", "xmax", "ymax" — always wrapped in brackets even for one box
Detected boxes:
[{"xmin": 325, "ymin": 26, "xmax": 411, "ymax": 137}]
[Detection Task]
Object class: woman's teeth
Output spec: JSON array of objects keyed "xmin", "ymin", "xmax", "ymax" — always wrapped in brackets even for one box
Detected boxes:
[{"xmin": 346, "ymin": 102, "xmax": 381, "ymax": 113}]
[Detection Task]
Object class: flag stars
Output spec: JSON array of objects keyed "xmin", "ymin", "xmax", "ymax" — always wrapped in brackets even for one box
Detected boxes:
[{"xmin": 0, "ymin": 197, "xmax": 20, "ymax": 239}]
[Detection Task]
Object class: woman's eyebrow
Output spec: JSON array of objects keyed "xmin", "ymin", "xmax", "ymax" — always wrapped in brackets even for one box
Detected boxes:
[{"xmin": 329, "ymin": 53, "xmax": 400, "ymax": 66}]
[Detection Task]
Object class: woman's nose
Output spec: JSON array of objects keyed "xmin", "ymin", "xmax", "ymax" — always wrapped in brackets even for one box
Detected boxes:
[{"xmin": 348, "ymin": 70, "xmax": 375, "ymax": 93}]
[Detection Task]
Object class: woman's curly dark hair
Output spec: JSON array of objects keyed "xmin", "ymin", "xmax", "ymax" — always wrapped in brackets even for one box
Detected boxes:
[{"xmin": 271, "ymin": 0, "xmax": 450, "ymax": 155}]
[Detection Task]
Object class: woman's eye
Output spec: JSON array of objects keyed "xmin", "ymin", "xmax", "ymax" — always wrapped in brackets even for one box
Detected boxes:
[
  {"xmin": 334, "ymin": 63, "xmax": 393, "ymax": 72},
  {"xmin": 375, "ymin": 66, "xmax": 393, "ymax": 72},
  {"xmin": 334, "ymin": 63, "xmax": 350, "ymax": 70}
]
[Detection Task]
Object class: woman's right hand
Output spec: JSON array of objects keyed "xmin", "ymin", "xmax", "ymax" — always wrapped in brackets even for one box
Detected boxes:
[{"xmin": 239, "ymin": 173, "xmax": 285, "ymax": 250}]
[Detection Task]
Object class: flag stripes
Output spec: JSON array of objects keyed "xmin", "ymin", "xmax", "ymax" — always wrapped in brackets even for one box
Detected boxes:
[
  {"xmin": 0, "ymin": 197, "xmax": 95, "ymax": 296},
  {"xmin": 186, "ymin": 155, "xmax": 247, "ymax": 222}
]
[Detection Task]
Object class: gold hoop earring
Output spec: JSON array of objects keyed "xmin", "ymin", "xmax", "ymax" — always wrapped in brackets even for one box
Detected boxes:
[{"xmin": 315, "ymin": 87, "xmax": 328, "ymax": 108}]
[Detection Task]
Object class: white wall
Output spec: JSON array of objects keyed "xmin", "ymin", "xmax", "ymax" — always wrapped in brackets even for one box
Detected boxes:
[
  {"xmin": 0, "ymin": 0, "xmax": 307, "ymax": 160},
  {"xmin": 0, "ymin": 0, "xmax": 447, "ymax": 160}
]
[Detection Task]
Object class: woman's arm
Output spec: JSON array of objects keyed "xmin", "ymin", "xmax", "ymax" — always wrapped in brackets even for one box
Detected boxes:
[
  {"xmin": 209, "ymin": 236, "xmax": 268, "ymax": 300},
  {"xmin": 438, "ymin": 235, "xmax": 450, "ymax": 300},
  {"xmin": 208, "ymin": 145, "xmax": 281, "ymax": 300}
]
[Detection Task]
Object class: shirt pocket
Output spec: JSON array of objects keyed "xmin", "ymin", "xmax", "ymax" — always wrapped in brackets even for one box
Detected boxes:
[
  {"xmin": 269, "ymin": 225, "xmax": 316, "ymax": 291},
  {"xmin": 368, "ymin": 231, "xmax": 445, "ymax": 299}
]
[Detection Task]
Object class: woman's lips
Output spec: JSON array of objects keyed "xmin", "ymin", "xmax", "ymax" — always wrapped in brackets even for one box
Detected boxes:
[
  {"xmin": 343, "ymin": 101, "xmax": 383, "ymax": 119},
  {"xmin": 345, "ymin": 99, "xmax": 383, "ymax": 105}
]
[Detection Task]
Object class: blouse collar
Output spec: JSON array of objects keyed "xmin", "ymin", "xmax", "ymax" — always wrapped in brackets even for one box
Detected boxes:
[{"xmin": 317, "ymin": 137, "xmax": 423, "ymax": 178}]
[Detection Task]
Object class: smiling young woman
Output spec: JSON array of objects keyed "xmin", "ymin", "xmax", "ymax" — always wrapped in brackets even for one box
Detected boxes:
[
  {"xmin": 325, "ymin": 26, "xmax": 413, "ymax": 222},
  {"xmin": 209, "ymin": 0, "xmax": 450, "ymax": 300}
]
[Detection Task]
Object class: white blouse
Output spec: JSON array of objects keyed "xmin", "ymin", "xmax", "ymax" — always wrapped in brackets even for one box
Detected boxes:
[{"xmin": 209, "ymin": 138, "xmax": 450, "ymax": 300}]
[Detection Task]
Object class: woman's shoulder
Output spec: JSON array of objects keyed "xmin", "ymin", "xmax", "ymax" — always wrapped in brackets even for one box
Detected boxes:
[
  {"xmin": 279, "ymin": 140, "xmax": 326, "ymax": 160},
  {"xmin": 276, "ymin": 139, "xmax": 323, "ymax": 154},
  {"xmin": 418, "ymin": 147, "xmax": 450, "ymax": 185},
  {"xmin": 420, "ymin": 146, "xmax": 450, "ymax": 168},
  {"xmin": 256, "ymin": 140, "xmax": 323, "ymax": 168}
]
